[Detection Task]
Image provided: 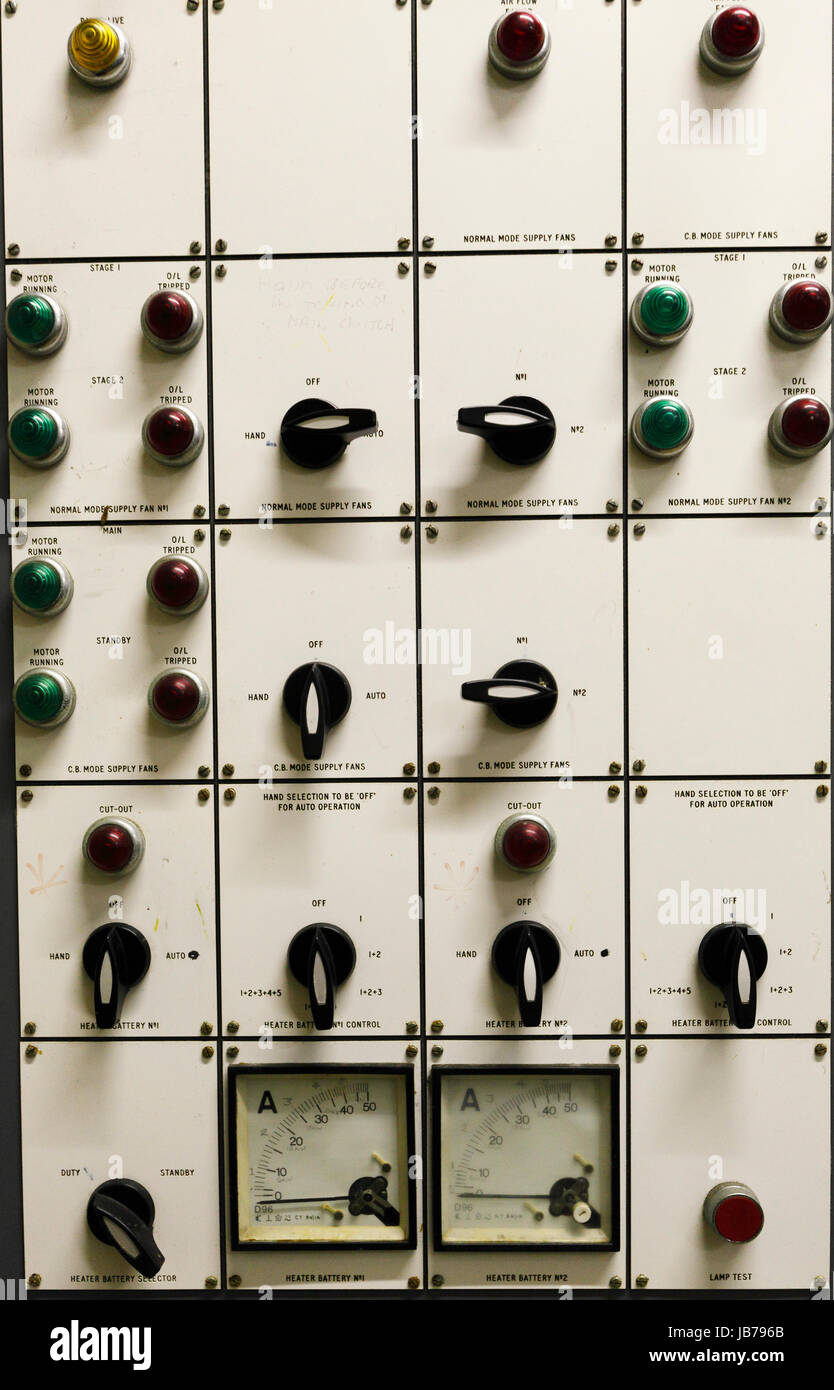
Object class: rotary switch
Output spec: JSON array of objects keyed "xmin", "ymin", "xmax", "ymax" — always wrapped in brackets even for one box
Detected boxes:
[
  {"xmin": 495, "ymin": 812, "xmax": 556, "ymax": 872},
  {"xmin": 146, "ymin": 556, "xmax": 208, "ymax": 616},
  {"xmin": 457, "ymin": 397, "xmax": 556, "ymax": 465},
  {"xmin": 8, "ymin": 407, "xmax": 70, "ymax": 468},
  {"xmin": 770, "ymin": 282, "xmax": 833, "ymax": 344},
  {"xmin": 768, "ymin": 397, "xmax": 833, "ymax": 458},
  {"xmin": 83, "ymin": 816, "xmax": 145, "ymax": 876},
  {"xmin": 148, "ymin": 669, "xmax": 210, "ymax": 728},
  {"xmin": 83, "ymin": 923, "xmax": 151, "ymax": 1029},
  {"xmin": 6, "ymin": 293, "xmax": 68, "ymax": 357},
  {"xmin": 699, "ymin": 7, "xmax": 763, "ymax": 75},
  {"xmin": 140, "ymin": 290, "xmax": 203, "ymax": 354},
  {"xmin": 87, "ymin": 1180, "xmax": 164, "ymax": 1277},
  {"xmin": 13, "ymin": 669, "xmax": 76, "ymax": 728},
  {"xmin": 68, "ymin": 20, "xmax": 131, "ymax": 87},
  {"xmin": 631, "ymin": 397, "xmax": 694, "ymax": 459},
  {"xmin": 283, "ymin": 662, "xmax": 352, "ymax": 760},
  {"xmin": 142, "ymin": 407, "xmax": 204, "ymax": 467},
  {"xmin": 287, "ymin": 923, "xmax": 357, "ymax": 1032},
  {"xmin": 12, "ymin": 557, "xmax": 73, "ymax": 616},
  {"xmin": 280, "ymin": 399, "xmax": 377, "ymax": 469},
  {"xmin": 461, "ymin": 660, "xmax": 558, "ymax": 728},
  {"xmin": 703, "ymin": 1183, "xmax": 764, "ymax": 1243},
  {"xmin": 630, "ymin": 283, "xmax": 694, "ymax": 347},
  {"xmin": 698, "ymin": 923, "xmax": 767, "ymax": 1030},
  {"xmin": 488, "ymin": 11, "xmax": 551, "ymax": 80},
  {"xmin": 492, "ymin": 921, "xmax": 561, "ymax": 1027}
]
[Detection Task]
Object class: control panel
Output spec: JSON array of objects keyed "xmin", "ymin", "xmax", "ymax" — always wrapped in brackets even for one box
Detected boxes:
[{"xmin": 1, "ymin": 0, "xmax": 830, "ymax": 1306}]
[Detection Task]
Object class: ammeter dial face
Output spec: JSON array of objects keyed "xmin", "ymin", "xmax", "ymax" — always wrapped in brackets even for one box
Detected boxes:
[
  {"xmin": 229, "ymin": 1065, "xmax": 416, "ymax": 1249},
  {"xmin": 433, "ymin": 1067, "xmax": 619, "ymax": 1251}
]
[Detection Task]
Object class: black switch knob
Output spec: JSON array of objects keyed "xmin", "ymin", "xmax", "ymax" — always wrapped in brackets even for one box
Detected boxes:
[
  {"xmin": 457, "ymin": 395, "xmax": 555, "ymax": 464},
  {"xmin": 288, "ymin": 923, "xmax": 356, "ymax": 1031},
  {"xmin": 698, "ymin": 923, "xmax": 767, "ymax": 1031},
  {"xmin": 282, "ymin": 661, "xmax": 352, "ymax": 760},
  {"xmin": 280, "ymin": 398, "xmax": 377, "ymax": 469},
  {"xmin": 87, "ymin": 1179, "xmax": 164, "ymax": 1277},
  {"xmin": 461, "ymin": 659, "xmax": 558, "ymax": 728},
  {"xmin": 82, "ymin": 923, "xmax": 151, "ymax": 1030},
  {"xmin": 492, "ymin": 920, "xmax": 561, "ymax": 1027}
]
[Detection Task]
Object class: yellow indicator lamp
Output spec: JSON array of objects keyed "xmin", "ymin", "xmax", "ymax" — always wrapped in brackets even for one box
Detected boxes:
[{"xmin": 68, "ymin": 20, "xmax": 131, "ymax": 87}]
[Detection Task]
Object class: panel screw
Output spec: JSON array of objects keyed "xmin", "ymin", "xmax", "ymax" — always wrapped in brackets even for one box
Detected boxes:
[
  {"xmin": 425, "ymin": 262, "xmax": 437, "ymax": 275},
  {"xmin": 403, "ymin": 786, "xmax": 416, "ymax": 801},
  {"xmin": 431, "ymin": 1045, "xmax": 443, "ymax": 1057},
  {"xmin": 631, "ymin": 259, "xmax": 644, "ymax": 272},
  {"xmin": 198, "ymin": 765, "xmax": 210, "ymax": 778},
  {"xmin": 607, "ymin": 785, "xmax": 620, "ymax": 799},
  {"xmin": 609, "ymin": 1044, "xmax": 621, "ymax": 1058},
  {"xmin": 815, "ymin": 497, "xmax": 827, "ymax": 510},
  {"xmin": 427, "ymin": 760, "xmax": 440, "ymax": 775},
  {"xmin": 815, "ymin": 760, "xmax": 828, "ymax": 774},
  {"xmin": 408, "ymin": 1276, "xmax": 420, "ymax": 1289},
  {"xmin": 25, "ymin": 1045, "xmax": 37, "ymax": 1059},
  {"xmin": 215, "ymin": 240, "xmax": 227, "ymax": 252},
  {"xmin": 190, "ymin": 240, "xmax": 202, "ymax": 254},
  {"xmin": 422, "ymin": 236, "xmax": 435, "ymax": 248},
  {"xmin": 194, "ymin": 528, "xmax": 206, "ymax": 542},
  {"xmin": 204, "ymin": 1275, "xmax": 217, "ymax": 1288},
  {"xmin": 215, "ymin": 264, "xmax": 227, "ymax": 278},
  {"xmin": 604, "ymin": 234, "xmax": 617, "ymax": 247},
  {"xmin": 607, "ymin": 523, "xmax": 620, "ymax": 538},
  {"xmin": 193, "ymin": 504, "xmax": 206, "ymax": 518},
  {"xmin": 425, "ymin": 499, "xmax": 438, "ymax": 513},
  {"xmin": 605, "ymin": 260, "xmax": 617, "ymax": 272},
  {"xmin": 609, "ymin": 761, "xmax": 622, "ymax": 775},
  {"xmin": 609, "ymin": 1276, "xmax": 622, "ymax": 1289},
  {"xmin": 224, "ymin": 788, "xmax": 236, "ymax": 802},
  {"xmin": 219, "ymin": 528, "xmax": 232, "ymax": 541},
  {"xmin": 634, "ymin": 522, "xmax": 646, "ymax": 536},
  {"xmin": 431, "ymin": 1019, "xmax": 444, "ymax": 1033},
  {"xmin": 636, "ymin": 785, "xmax": 648, "ymax": 799},
  {"xmin": 19, "ymin": 765, "xmax": 31, "ymax": 777},
  {"xmin": 400, "ymin": 524, "xmax": 412, "ymax": 539},
  {"xmin": 815, "ymin": 520, "xmax": 827, "ymax": 536},
  {"xmin": 426, "ymin": 524, "xmax": 438, "ymax": 539},
  {"xmin": 636, "ymin": 1274, "xmax": 649, "ymax": 1287},
  {"xmin": 431, "ymin": 1274, "xmax": 444, "ymax": 1287},
  {"xmin": 229, "ymin": 1274, "xmax": 243, "ymax": 1288},
  {"xmin": 218, "ymin": 503, "xmax": 230, "ymax": 517},
  {"xmin": 406, "ymin": 1043, "xmax": 418, "ymax": 1057},
  {"xmin": 402, "ymin": 762, "xmax": 416, "ymax": 776},
  {"xmin": 226, "ymin": 1046, "xmax": 239, "ymax": 1058},
  {"xmin": 202, "ymin": 1045, "xmax": 214, "ymax": 1059},
  {"xmin": 222, "ymin": 763, "xmax": 234, "ymax": 776},
  {"xmin": 814, "ymin": 1043, "xmax": 827, "ymax": 1056},
  {"xmin": 227, "ymin": 1020, "xmax": 239, "ymax": 1034},
  {"xmin": 815, "ymin": 256, "xmax": 828, "ymax": 269},
  {"xmin": 632, "ymin": 498, "xmax": 644, "ymax": 511},
  {"xmin": 198, "ymin": 788, "xmax": 210, "ymax": 802},
  {"xmin": 635, "ymin": 1018, "xmax": 647, "ymax": 1032},
  {"xmin": 816, "ymin": 232, "xmax": 828, "ymax": 244},
  {"xmin": 611, "ymin": 1019, "xmax": 623, "ymax": 1032},
  {"xmin": 816, "ymin": 784, "xmax": 829, "ymax": 798},
  {"xmin": 428, "ymin": 786, "xmax": 441, "ymax": 801},
  {"xmin": 397, "ymin": 237, "xmax": 411, "ymax": 250},
  {"xmin": 398, "ymin": 261, "xmax": 410, "ymax": 275},
  {"xmin": 605, "ymin": 499, "xmax": 618, "ymax": 513},
  {"xmin": 7, "ymin": 242, "xmax": 19, "ymax": 256},
  {"xmin": 20, "ymin": 789, "xmax": 33, "ymax": 803},
  {"xmin": 816, "ymin": 1020, "xmax": 829, "ymax": 1032},
  {"xmin": 635, "ymin": 1044, "xmax": 648, "ymax": 1058},
  {"xmin": 200, "ymin": 1022, "xmax": 213, "ymax": 1035},
  {"xmin": 27, "ymin": 1274, "xmax": 41, "ymax": 1288},
  {"xmin": 23, "ymin": 1022, "xmax": 36, "ymax": 1035},
  {"xmin": 632, "ymin": 759, "xmax": 645, "ymax": 773},
  {"xmin": 632, "ymin": 233, "xmax": 644, "ymax": 245},
  {"xmin": 400, "ymin": 502, "xmax": 413, "ymax": 515},
  {"xmin": 406, "ymin": 1021, "xmax": 419, "ymax": 1034},
  {"xmin": 190, "ymin": 265, "xmax": 201, "ymax": 278},
  {"xmin": 10, "ymin": 268, "xmax": 22, "ymax": 282}
]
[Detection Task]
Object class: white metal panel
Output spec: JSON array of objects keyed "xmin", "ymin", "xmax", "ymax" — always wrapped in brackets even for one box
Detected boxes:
[
  {"xmin": 211, "ymin": 258, "xmax": 414, "ymax": 519},
  {"xmin": 17, "ymin": 784, "xmax": 216, "ymax": 1038},
  {"xmin": 631, "ymin": 1039, "xmax": 829, "ymax": 1289},
  {"xmin": 12, "ymin": 524, "xmax": 213, "ymax": 780},
  {"xmin": 424, "ymin": 780, "xmax": 625, "ymax": 1035},
  {"xmin": 219, "ymin": 783, "xmax": 419, "ymax": 1036},
  {"xmin": 627, "ymin": 0, "xmax": 832, "ymax": 249},
  {"xmin": 420, "ymin": 253, "xmax": 622, "ymax": 515},
  {"xmin": 6, "ymin": 261, "xmax": 208, "ymax": 523},
  {"xmin": 1, "ymin": 2, "xmax": 205, "ymax": 258},
  {"xmin": 420, "ymin": 519, "xmax": 623, "ymax": 777},
  {"xmin": 215, "ymin": 521, "xmax": 417, "ymax": 779},
  {"xmin": 208, "ymin": 0, "xmax": 412, "ymax": 254},
  {"xmin": 628, "ymin": 252, "xmax": 832, "ymax": 513},
  {"xmin": 628, "ymin": 517, "xmax": 830, "ymax": 775},
  {"xmin": 20, "ymin": 1042, "xmax": 220, "ymax": 1291},
  {"xmin": 418, "ymin": 0, "xmax": 621, "ymax": 251}
]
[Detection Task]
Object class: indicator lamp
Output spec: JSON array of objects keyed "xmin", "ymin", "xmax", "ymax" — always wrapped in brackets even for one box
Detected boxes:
[
  {"xmin": 8, "ymin": 407, "xmax": 70, "ymax": 468},
  {"xmin": 142, "ymin": 406, "xmax": 204, "ymax": 467},
  {"xmin": 768, "ymin": 396, "xmax": 833, "ymax": 458},
  {"xmin": 631, "ymin": 397, "xmax": 694, "ymax": 459},
  {"xmin": 12, "ymin": 557, "xmax": 74, "ymax": 616},
  {"xmin": 488, "ymin": 11, "xmax": 551, "ymax": 80},
  {"xmin": 146, "ymin": 556, "xmax": 208, "ymax": 616},
  {"xmin": 700, "ymin": 7, "xmax": 763, "ymax": 75},
  {"xmin": 630, "ymin": 283, "xmax": 694, "ymax": 346},
  {"xmin": 140, "ymin": 290, "xmax": 203, "ymax": 354},
  {"xmin": 83, "ymin": 816, "xmax": 145, "ymax": 876},
  {"xmin": 148, "ymin": 668, "xmax": 210, "ymax": 728},
  {"xmin": 703, "ymin": 1183, "xmax": 764, "ymax": 1243},
  {"xmin": 6, "ymin": 293, "xmax": 68, "ymax": 357},
  {"xmin": 769, "ymin": 281, "xmax": 833, "ymax": 345},
  {"xmin": 13, "ymin": 668, "xmax": 76, "ymax": 728},
  {"xmin": 495, "ymin": 812, "xmax": 557, "ymax": 873},
  {"xmin": 68, "ymin": 20, "xmax": 131, "ymax": 87}
]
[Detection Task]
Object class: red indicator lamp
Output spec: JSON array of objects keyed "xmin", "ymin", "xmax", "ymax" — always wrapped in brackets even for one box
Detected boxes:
[
  {"xmin": 148, "ymin": 668, "xmax": 210, "ymax": 728},
  {"xmin": 142, "ymin": 407, "xmax": 204, "ymax": 467},
  {"xmin": 140, "ymin": 290, "xmax": 203, "ymax": 354},
  {"xmin": 83, "ymin": 816, "xmax": 145, "ymax": 876},
  {"xmin": 146, "ymin": 556, "xmax": 208, "ymax": 616},
  {"xmin": 768, "ymin": 396, "xmax": 833, "ymax": 458},
  {"xmin": 495, "ymin": 812, "xmax": 556, "ymax": 873},
  {"xmin": 704, "ymin": 1183, "xmax": 764, "ymax": 1244},
  {"xmin": 488, "ymin": 11, "xmax": 550, "ymax": 80},
  {"xmin": 700, "ymin": 7, "xmax": 763, "ymax": 75},
  {"xmin": 770, "ymin": 281, "xmax": 833, "ymax": 344}
]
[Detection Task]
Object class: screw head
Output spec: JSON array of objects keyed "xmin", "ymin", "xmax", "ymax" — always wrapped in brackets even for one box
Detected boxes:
[
  {"xmin": 427, "ymin": 760, "xmax": 440, "ymax": 775},
  {"xmin": 604, "ymin": 234, "xmax": 617, "ymax": 247},
  {"xmin": 406, "ymin": 1021, "xmax": 419, "ymax": 1034},
  {"xmin": 190, "ymin": 265, "xmax": 201, "ymax": 278},
  {"xmin": 609, "ymin": 1044, "xmax": 622, "ymax": 1058},
  {"xmin": 202, "ymin": 1045, "xmax": 214, "ymax": 1059},
  {"xmin": 426, "ymin": 524, "xmax": 439, "ymax": 540},
  {"xmin": 222, "ymin": 763, "xmax": 235, "ymax": 777},
  {"xmin": 815, "ymin": 1043, "xmax": 828, "ymax": 1056},
  {"xmin": 219, "ymin": 528, "xmax": 232, "ymax": 541},
  {"xmin": 200, "ymin": 1021, "xmax": 212, "ymax": 1036},
  {"xmin": 607, "ymin": 784, "xmax": 620, "ymax": 799},
  {"xmin": 7, "ymin": 242, "xmax": 20, "ymax": 256},
  {"xmin": 19, "ymin": 764, "xmax": 31, "ymax": 777},
  {"xmin": 400, "ymin": 502, "xmax": 413, "ymax": 515},
  {"xmin": 815, "ymin": 256, "xmax": 828, "ymax": 269},
  {"xmin": 229, "ymin": 1274, "xmax": 243, "ymax": 1288},
  {"xmin": 427, "ymin": 786, "xmax": 440, "ymax": 801},
  {"xmin": 431, "ymin": 1019, "xmax": 444, "ymax": 1033},
  {"xmin": 20, "ymin": 788, "xmax": 33, "ymax": 803},
  {"xmin": 217, "ymin": 503, "xmax": 230, "ymax": 517},
  {"xmin": 633, "ymin": 522, "xmax": 646, "ymax": 536},
  {"xmin": 402, "ymin": 762, "xmax": 416, "ymax": 776},
  {"xmin": 631, "ymin": 259, "xmax": 644, "ymax": 271},
  {"xmin": 215, "ymin": 238, "xmax": 227, "ymax": 252},
  {"xmin": 431, "ymin": 1044, "xmax": 443, "ymax": 1057},
  {"xmin": 632, "ymin": 759, "xmax": 645, "ymax": 773},
  {"xmin": 193, "ymin": 528, "xmax": 206, "ymax": 542},
  {"xmin": 224, "ymin": 787, "xmax": 236, "ymax": 802},
  {"xmin": 23, "ymin": 1021, "xmax": 36, "ymax": 1035},
  {"xmin": 422, "ymin": 236, "xmax": 435, "ymax": 248},
  {"xmin": 193, "ymin": 504, "xmax": 206, "ymax": 518},
  {"xmin": 817, "ymin": 784, "xmax": 829, "ymax": 798},
  {"xmin": 609, "ymin": 1275, "xmax": 622, "ymax": 1288},
  {"xmin": 10, "ymin": 268, "xmax": 22, "ymax": 282},
  {"xmin": 632, "ymin": 233, "xmax": 644, "ymax": 245},
  {"xmin": 635, "ymin": 1018, "xmax": 647, "ymax": 1032},
  {"xmin": 226, "ymin": 1045, "xmax": 239, "ymax": 1058},
  {"xmin": 403, "ymin": 786, "xmax": 417, "ymax": 801},
  {"xmin": 27, "ymin": 1274, "xmax": 41, "ymax": 1288},
  {"xmin": 816, "ymin": 232, "xmax": 829, "ymax": 244},
  {"xmin": 397, "ymin": 237, "xmax": 411, "ymax": 250},
  {"xmin": 406, "ymin": 1044, "xmax": 418, "ymax": 1057},
  {"xmin": 227, "ymin": 1020, "xmax": 239, "ymax": 1034},
  {"xmin": 400, "ymin": 524, "xmax": 413, "ymax": 539},
  {"xmin": 636, "ymin": 784, "xmax": 648, "ymax": 799},
  {"xmin": 425, "ymin": 499, "xmax": 438, "ymax": 513},
  {"xmin": 190, "ymin": 240, "xmax": 202, "ymax": 253},
  {"xmin": 198, "ymin": 788, "xmax": 210, "ymax": 802},
  {"xmin": 25, "ymin": 1044, "xmax": 37, "ymax": 1059},
  {"xmin": 816, "ymin": 1020, "xmax": 829, "ymax": 1033},
  {"xmin": 609, "ymin": 761, "xmax": 622, "ymax": 775},
  {"xmin": 815, "ymin": 760, "xmax": 828, "ymax": 774},
  {"xmin": 398, "ymin": 261, "xmax": 410, "ymax": 275},
  {"xmin": 215, "ymin": 264, "xmax": 227, "ymax": 278},
  {"xmin": 408, "ymin": 1276, "xmax": 420, "ymax": 1289},
  {"xmin": 611, "ymin": 1019, "xmax": 623, "ymax": 1032},
  {"xmin": 635, "ymin": 1044, "xmax": 648, "ymax": 1058},
  {"xmin": 431, "ymin": 1274, "xmax": 444, "ymax": 1287},
  {"xmin": 636, "ymin": 1274, "xmax": 649, "ymax": 1288},
  {"xmin": 606, "ymin": 499, "xmax": 618, "ymax": 513},
  {"xmin": 205, "ymin": 1275, "xmax": 218, "ymax": 1288}
]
